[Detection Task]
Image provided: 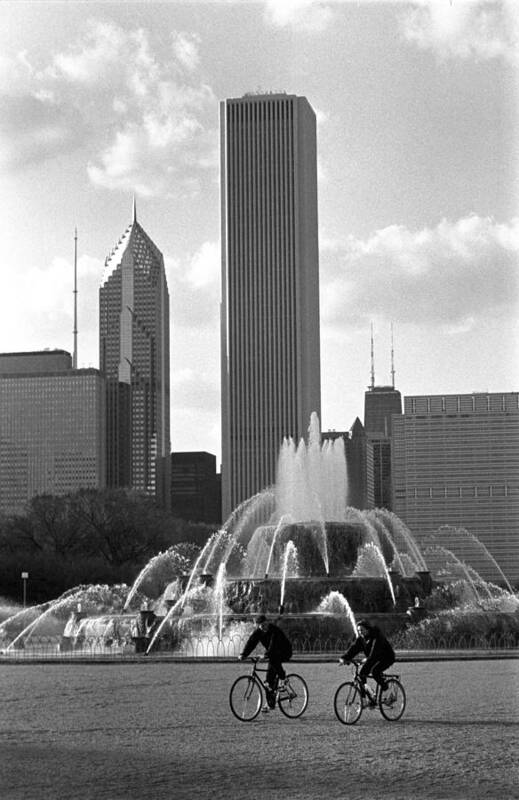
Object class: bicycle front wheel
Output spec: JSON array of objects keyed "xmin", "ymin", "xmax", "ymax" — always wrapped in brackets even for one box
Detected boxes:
[
  {"xmin": 334, "ymin": 681, "xmax": 363, "ymax": 725},
  {"xmin": 278, "ymin": 674, "xmax": 308, "ymax": 718},
  {"xmin": 229, "ymin": 676, "xmax": 262, "ymax": 722},
  {"xmin": 379, "ymin": 678, "xmax": 406, "ymax": 721}
]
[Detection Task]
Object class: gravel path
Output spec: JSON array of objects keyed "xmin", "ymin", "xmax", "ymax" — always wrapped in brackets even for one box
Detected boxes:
[{"xmin": 1, "ymin": 659, "xmax": 518, "ymax": 800}]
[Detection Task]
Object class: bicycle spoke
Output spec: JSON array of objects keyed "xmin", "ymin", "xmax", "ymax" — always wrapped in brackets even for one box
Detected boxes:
[
  {"xmin": 379, "ymin": 678, "xmax": 406, "ymax": 721},
  {"xmin": 278, "ymin": 674, "xmax": 308, "ymax": 718},
  {"xmin": 334, "ymin": 681, "xmax": 362, "ymax": 725},
  {"xmin": 229, "ymin": 676, "xmax": 262, "ymax": 722}
]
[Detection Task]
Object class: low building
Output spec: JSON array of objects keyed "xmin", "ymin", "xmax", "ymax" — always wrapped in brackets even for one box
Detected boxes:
[
  {"xmin": 0, "ymin": 351, "xmax": 106, "ymax": 514},
  {"xmin": 391, "ymin": 392, "xmax": 519, "ymax": 585},
  {"xmin": 171, "ymin": 451, "xmax": 221, "ymax": 524}
]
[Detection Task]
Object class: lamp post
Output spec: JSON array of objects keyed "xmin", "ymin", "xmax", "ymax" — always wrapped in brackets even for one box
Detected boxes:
[{"xmin": 21, "ymin": 571, "xmax": 29, "ymax": 608}]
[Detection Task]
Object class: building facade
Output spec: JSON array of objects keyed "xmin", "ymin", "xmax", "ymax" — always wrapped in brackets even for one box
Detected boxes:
[
  {"xmin": 220, "ymin": 93, "xmax": 321, "ymax": 518},
  {"xmin": 99, "ymin": 206, "xmax": 170, "ymax": 507},
  {"xmin": 322, "ymin": 421, "xmax": 375, "ymax": 511},
  {"xmin": 364, "ymin": 385, "xmax": 402, "ymax": 510},
  {"xmin": 171, "ymin": 451, "xmax": 221, "ymax": 524},
  {"xmin": 391, "ymin": 392, "xmax": 519, "ymax": 584},
  {"xmin": 0, "ymin": 352, "xmax": 105, "ymax": 514}
]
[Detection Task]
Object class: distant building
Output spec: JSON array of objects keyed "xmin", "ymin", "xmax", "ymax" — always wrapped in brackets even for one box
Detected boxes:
[
  {"xmin": 99, "ymin": 202, "xmax": 170, "ymax": 508},
  {"xmin": 171, "ymin": 452, "xmax": 221, "ymax": 525},
  {"xmin": 391, "ymin": 392, "xmax": 519, "ymax": 584},
  {"xmin": 220, "ymin": 93, "xmax": 321, "ymax": 519},
  {"xmin": 322, "ymin": 421, "xmax": 374, "ymax": 511},
  {"xmin": 364, "ymin": 386, "xmax": 402, "ymax": 510},
  {"xmin": 0, "ymin": 351, "xmax": 106, "ymax": 514}
]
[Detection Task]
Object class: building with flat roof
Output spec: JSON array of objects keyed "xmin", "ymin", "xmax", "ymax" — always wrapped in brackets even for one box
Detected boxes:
[
  {"xmin": 0, "ymin": 353, "xmax": 106, "ymax": 514},
  {"xmin": 171, "ymin": 451, "xmax": 221, "ymax": 524},
  {"xmin": 99, "ymin": 203, "xmax": 170, "ymax": 507},
  {"xmin": 391, "ymin": 392, "xmax": 519, "ymax": 584},
  {"xmin": 220, "ymin": 93, "xmax": 321, "ymax": 518},
  {"xmin": 0, "ymin": 350, "xmax": 72, "ymax": 375}
]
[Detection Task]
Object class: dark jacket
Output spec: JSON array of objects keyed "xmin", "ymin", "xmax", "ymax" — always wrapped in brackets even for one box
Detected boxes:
[
  {"xmin": 241, "ymin": 622, "xmax": 292, "ymax": 661},
  {"xmin": 342, "ymin": 625, "xmax": 395, "ymax": 664}
]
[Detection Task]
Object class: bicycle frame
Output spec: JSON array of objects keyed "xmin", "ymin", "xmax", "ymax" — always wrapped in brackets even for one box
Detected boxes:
[{"xmin": 347, "ymin": 659, "xmax": 400, "ymax": 700}]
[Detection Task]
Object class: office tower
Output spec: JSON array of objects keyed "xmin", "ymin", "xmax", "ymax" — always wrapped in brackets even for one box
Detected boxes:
[
  {"xmin": 99, "ymin": 203, "xmax": 170, "ymax": 507},
  {"xmin": 391, "ymin": 392, "xmax": 519, "ymax": 583},
  {"xmin": 220, "ymin": 93, "xmax": 321, "ymax": 519},
  {"xmin": 322, "ymin": 421, "xmax": 375, "ymax": 511},
  {"xmin": 171, "ymin": 451, "xmax": 221, "ymax": 524},
  {"xmin": 364, "ymin": 327, "xmax": 402, "ymax": 510},
  {"xmin": 0, "ymin": 351, "xmax": 105, "ymax": 514},
  {"xmin": 364, "ymin": 386, "xmax": 402, "ymax": 510}
]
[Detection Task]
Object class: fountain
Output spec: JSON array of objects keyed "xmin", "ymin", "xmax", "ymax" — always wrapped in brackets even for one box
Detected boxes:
[{"xmin": 1, "ymin": 413, "xmax": 517, "ymax": 658}]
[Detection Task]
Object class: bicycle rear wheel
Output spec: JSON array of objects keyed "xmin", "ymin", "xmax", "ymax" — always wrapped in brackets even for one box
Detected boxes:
[
  {"xmin": 229, "ymin": 676, "xmax": 262, "ymax": 721},
  {"xmin": 278, "ymin": 674, "xmax": 308, "ymax": 718},
  {"xmin": 334, "ymin": 681, "xmax": 363, "ymax": 725},
  {"xmin": 379, "ymin": 678, "xmax": 406, "ymax": 721}
]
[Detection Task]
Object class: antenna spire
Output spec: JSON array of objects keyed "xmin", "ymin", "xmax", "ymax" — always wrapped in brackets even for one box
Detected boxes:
[
  {"xmin": 390, "ymin": 323, "xmax": 395, "ymax": 388},
  {"xmin": 132, "ymin": 194, "xmax": 137, "ymax": 223},
  {"xmin": 370, "ymin": 322, "xmax": 375, "ymax": 390},
  {"xmin": 73, "ymin": 227, "xmax": 78, "ymax": 370}
]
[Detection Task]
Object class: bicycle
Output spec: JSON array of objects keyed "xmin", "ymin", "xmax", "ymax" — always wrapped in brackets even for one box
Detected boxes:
[
  {"xmin": 334, "ymin": 659, "xmax": 406, "ymax": 725},
  {"xmin": 229, "ymin": 656, "xmax": 309, "ymax": 722}
]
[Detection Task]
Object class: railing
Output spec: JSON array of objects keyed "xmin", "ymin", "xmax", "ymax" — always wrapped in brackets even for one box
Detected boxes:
[{"xmin": 1, "ymin": 631, "xmax": 518, "ymax": 661}]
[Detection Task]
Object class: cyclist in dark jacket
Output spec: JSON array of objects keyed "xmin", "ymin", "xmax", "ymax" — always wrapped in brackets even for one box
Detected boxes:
[
  {"xmin": 239, "ymin": 615, "xmax": 293, "ymax": 709},
  {"xmin": 339, "ymin": 618, "xmax": 395, "ymax": 694}
]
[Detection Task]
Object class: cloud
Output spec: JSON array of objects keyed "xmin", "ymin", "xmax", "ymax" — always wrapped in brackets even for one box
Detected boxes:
[
  {"xmin": 167, "ymin": 240, "xmax": 220, "ymax": 328},
  {"xmin": 264, "ymin": 0, "xmax": 335, "ymax": 32},
  {"xmin": 171, "ymin": 368, "xmax": 219, "ymax": 412},
  {"xmin": 0, "ymin": 253, "xmax": 103, "ymax": 360},
  {"xmin": 0, "ymin": 94, "xmax": 85, "ymax": 171},
  {"xmin": 172, "ymin": 32, "xmax": 201, "ymax": 72},
  {"xmin": 321, "ymin": 215, "xmax": 519, "ymax": 331},
  {"xmin": 0, "ymin": 20, "xmax": 218, "ymax": 192},
  {"xmin": 400, "ymin": 0, "xmax": 519, "ymax": 63}
]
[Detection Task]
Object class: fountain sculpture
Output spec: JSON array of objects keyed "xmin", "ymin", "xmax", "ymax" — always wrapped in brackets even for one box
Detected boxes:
[{"xmin": 1, "ymin": 413, "xmax": 517, "ymax": 657}]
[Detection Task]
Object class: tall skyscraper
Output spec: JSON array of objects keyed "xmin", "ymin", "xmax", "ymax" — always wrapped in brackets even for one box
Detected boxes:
[
  {"xmin": 220, "ymin": 93, "xmax": 321, "ymax": 519},
  {"xmin": 364, "ymin": 328, "xmax": 401, "ymax": 509},
  {"xmin": 0, "ymin": 351, "xmax": 105, "ymax": 514},
  {"xmin": 391, "ymin": 392, "xmax": 519, "ymax": 583},
  {"xmin": 99, "ymin": 203, "xmax": 170, "ymax": 507}
]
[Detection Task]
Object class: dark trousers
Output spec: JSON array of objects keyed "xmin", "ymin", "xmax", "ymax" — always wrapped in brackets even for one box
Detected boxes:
[
  {"xmin": 266, "ymin": 656, "xmax": 287, "ymax": 688},
  {"xmin": 359, "ymin": 655, "xmax": 394, "ymax": 688}
]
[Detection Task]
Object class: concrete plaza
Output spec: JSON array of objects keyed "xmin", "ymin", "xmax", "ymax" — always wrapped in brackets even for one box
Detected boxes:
[{"xmin": 1, "ymin": 659, "xmax": 518, "ymax": 800}]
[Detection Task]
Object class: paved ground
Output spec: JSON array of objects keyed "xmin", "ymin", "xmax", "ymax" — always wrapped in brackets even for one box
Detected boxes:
[{"xmin": 1, "ymin": 659, "xmax": 518, "ymax": 800}]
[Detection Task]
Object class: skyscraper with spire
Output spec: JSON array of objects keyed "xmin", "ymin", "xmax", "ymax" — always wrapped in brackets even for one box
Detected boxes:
[
  {"xmin": 99, "ymin": 201, "xmax": 170, "ymax": 506},
  {"xmin": 220, "ymin": 93, "xmax": 321, "ymax": 519},
  {"xmin": 364, "ymin": 325, "xmax": 401, "ymax": 509}
]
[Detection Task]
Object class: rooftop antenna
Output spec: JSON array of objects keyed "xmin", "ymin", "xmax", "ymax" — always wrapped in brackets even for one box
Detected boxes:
[
  {"xmin": 390, "ymin": 323, "xmax": 395, "ymax": 388},
  {"xmin": 370, "ymin": 322, "xmax": 375, "ymax": 389},
  {"xmin": 73, "ymin": 227, "xmax": 78, "ymax": 370},
  {"xmin": 132, "ymin": 194, "xmax": 137, "ymax": 224}
]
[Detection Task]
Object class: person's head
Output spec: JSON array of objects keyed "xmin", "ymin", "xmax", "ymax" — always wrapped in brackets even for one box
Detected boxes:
[
  {"xmin": 357, "ymin": 619, "xmax": 372, "ymax": 637},
  {"xmin": 255, "ymin": 614, "xmax": 269, "ymax": 631}
]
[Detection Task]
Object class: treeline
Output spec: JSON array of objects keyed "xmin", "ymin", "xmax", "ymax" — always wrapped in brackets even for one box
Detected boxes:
[{"xmin": 0, "ymin": 488, "xmax": 215, "ymax": 604}]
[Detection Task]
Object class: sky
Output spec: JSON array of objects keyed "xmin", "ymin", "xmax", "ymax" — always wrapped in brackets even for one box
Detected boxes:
[{"xmin": 1, "ymin": 0, "xmax": 518, "ymax": 465}]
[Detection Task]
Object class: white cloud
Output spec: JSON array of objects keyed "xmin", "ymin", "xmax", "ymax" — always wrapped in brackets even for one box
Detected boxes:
[
  {"xmin": 321, "ymin": 214, "xmax": 519, "ymax": 330},
  {"xmin": 166, "ymin": 241, "xmax": 220, "ymax": 328},
  {"xmin": 264, "ymin": 0, "xmax": 335, "ymax": 32},
  {"xmin": 186, "ymin": 241, "xmax": 220, "ymax": 289},
  {"xmin": 0, "ymin": 94, "xmax": 85, "ymax": 171},
  {"xmin": 400, "ymin": 0, "xmax": 519, "ymax": 63},
  {"xmin": 172, "ymin": 32, "xmax": 201, "ymax": 72},
  {"xmin": 0, "ymin": 20, "xmax": 217, "ymax": 192},
  {"xmin": 0, "ymin": 253, "xmax": 102, "ymax": 360}
]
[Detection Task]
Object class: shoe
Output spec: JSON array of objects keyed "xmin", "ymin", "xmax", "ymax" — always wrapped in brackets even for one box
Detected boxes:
[{"xmin": 261, "ymin": 705, "xmax": 270, "ymax": 713}]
